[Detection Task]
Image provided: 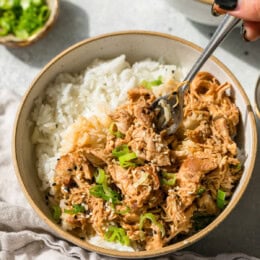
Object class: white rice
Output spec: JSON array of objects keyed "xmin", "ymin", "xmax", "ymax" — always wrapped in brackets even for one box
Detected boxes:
[{"xmin": 31, "ymin": 54, "xmax": 182, "ymax": 191}]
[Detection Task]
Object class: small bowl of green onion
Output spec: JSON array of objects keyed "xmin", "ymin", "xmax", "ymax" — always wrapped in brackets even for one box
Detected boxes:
[{"xmin": 0, "ymin": 0, "xmax": 59, "ymax": 47}]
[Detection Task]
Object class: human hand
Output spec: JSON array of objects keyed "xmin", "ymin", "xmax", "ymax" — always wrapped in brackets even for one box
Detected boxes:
[{"xmin": 212, "ymin": 0, "xmax": 260, "ymax": 41}]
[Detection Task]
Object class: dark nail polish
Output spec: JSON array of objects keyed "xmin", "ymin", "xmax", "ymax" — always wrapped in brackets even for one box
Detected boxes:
[
  {"xmin": 214, "ymin": 0, "xmax": 238, "ymax": 11},
  {"xmin": 241, "ymin": 23, "xmax": 250, "ymax": 42}
]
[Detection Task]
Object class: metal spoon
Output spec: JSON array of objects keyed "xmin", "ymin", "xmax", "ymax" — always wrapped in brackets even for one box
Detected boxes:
[{"xmin": 152, "ymin": 14, "xmax": 241, "ymax": 135}]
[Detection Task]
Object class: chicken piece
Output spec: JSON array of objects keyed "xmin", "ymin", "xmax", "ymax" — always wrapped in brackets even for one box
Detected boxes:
[
  {"xmin": 128, "ymin": 87, "xmax": 156, "ymax": 128},
  {"xmin": 128, "ymin": 87, "xmax": 155, "ymax": 104},
  {"xmin": 110, "ymin": 108, "xmax": 133, "ymax": 134},
  {"xmin": 133, "ymin": 105, "xmax": 154, "ymax": 128},
  {"xmin": 145, "ymin": 227, "xmax": 164, "ymax": 250},
  {"xmin": 120, "ymin": 222, "xmax": 142, "ymax": 241},
  {"xmin": 61, "ymin": 211, "xmax": 90, "ymax": 234},
  {"xmin": 55, "ymin": 149, "xmax": 94, "ymax": 188},
  {"xmin": 189, "ymin": 72, "xmax": 219, "ymax": 102},
  {"xmin": 108, "ymin": 164, "xmax": 161, "ymax": 208},
  {"xmin": 214, "ymin": 117, "xmax": 230, "ymax": 140},
  {"xmin": 212, "ymin": 117, "xmax": 237, "ymax": 155},
  {"xmin": 176, "ymin": 157, "xmax": 218, "ymax": 209},
  {"xmin": 128, "ymin": 126, "xmax": 171, "ymax": 166},
  {"xmin": 197, "ymin": 192, "xmax": 219, "ymax": 215},
  {"xmin": 84, "ymin": 148, "xmax": 108, "ymax": 167},
  {"xmin": 186, "ymin": 120, "xmax": 212, "ymax": 144},
  {"xmin": 163, "ymin": 192, "xmax": 194, "ymax": 242},
  {"xmin": 88, "ymin": 197, "xmax": 116, "ymax": 236}
]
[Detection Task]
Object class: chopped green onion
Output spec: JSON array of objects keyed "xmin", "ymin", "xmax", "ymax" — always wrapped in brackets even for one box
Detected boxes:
[
  {"xmin": 112, "ymin": 145, "xmax": 138, "ymax": 168},
  {"xmin": 0, "ymin": 0, "xmax": 50, "ymax": 39},
  {"xmin": 95, "ymin": 168, "xmax": 106, "ymax": 184},
  {"xmin": 104, "ymin": 226, "xmax": 130, "ymax": 246},
  {"xmin": 90, "ymin": 184, "xmax": 121, "ymax": 205},
  {"xmin": 112, "ymin": 144, "xmax": 138, "ymax": 168},
  {"xmin": 112, "ymin": 144, "xmax": 130, "ymax": 157},
  {"xmin": 52, "ymin": 205, "xmax": 61, "ymax": 222},
  {"xmin": 20, "ymin": 0, "xmax": 31, "ymax": 10},
  {"xmin": 0, "ymin": 15, "xmax": 12, "ymax": 36},
  {"xmin": 64, "ymin": 204, "xmax": 85, "ymax": 215},
  {"xmin": 32, "ymin": 0, "xmax": 44, "ymax": 6},
  {"xmin": 109, "ymin": 123, "xmax": 125, "ymax": 138},
  {"xmin": 197, "ymin": 187, "xmax": 206, "ymax": 196},
  {"xmin": 160, "ymin": 172, "xmax": 176, "ymax": 186},
  {"xmin": 118, "ymin": 152, "xmax": 137, "ymax": 167},
  {"xmin": 0, "ymin": 0, "xmax": 20, "ymax": 9},
  {"xmin": 139, "ymin": 213, "xmax": 165, "ymax": 237},
  {"xmin": 217, "ymin": 189, "xmax": 227, "ymax": 209},
  {"xmin": 90, "ymin": 168, "xmax": 121, "ymax": 205},
  {"xmin": 141, "ymin": 76, "xmax": 163, "ymax": 90},
  {"xmin": 236, "ymin": 163, "xmax": 242, "ymax": 171}
]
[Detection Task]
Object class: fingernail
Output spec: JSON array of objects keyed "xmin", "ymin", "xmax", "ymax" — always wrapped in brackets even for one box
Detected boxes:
[
  {"xmin": 214, "ymin": 0, "xmax": 238, "ymax": 11},
  {"xmin": 211, "ymin": 4, "xmax": 221, "ymax": 16},
  {"xmin": 241, "ymin": 23, "xmax": 250, "ymax": 42}
]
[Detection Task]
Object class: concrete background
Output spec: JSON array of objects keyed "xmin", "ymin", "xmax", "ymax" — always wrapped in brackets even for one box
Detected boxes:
[{"xmin": 0, "ymin": 0, "xmax": 259, "ymax": 257}]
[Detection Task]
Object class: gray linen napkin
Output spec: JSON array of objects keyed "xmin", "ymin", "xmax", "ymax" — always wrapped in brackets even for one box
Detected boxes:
[{"xmin": 0, "ymin": 89, "xmax": 258, "ymax": 260}]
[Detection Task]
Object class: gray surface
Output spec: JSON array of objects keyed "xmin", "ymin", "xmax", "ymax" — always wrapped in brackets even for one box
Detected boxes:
[{"xmin": 0, "ymin": 0, "xmax": 259, "ymax": 258}]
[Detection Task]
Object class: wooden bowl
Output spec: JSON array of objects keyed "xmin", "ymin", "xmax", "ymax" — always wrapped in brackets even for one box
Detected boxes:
[
  {"xmin": 12, "ymin": 31, "xmax": 257, "ymax": 258},
  {"xmin": 0, "ymin": 0, "xmax": 59, "ymax": 47}
]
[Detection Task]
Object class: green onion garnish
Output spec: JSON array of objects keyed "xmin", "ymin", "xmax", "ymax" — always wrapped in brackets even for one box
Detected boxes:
[
  {"xmin": 64, "ymin": 204, "xmax": 85, "ymax": 215},
  {"xmin": 112, "ymin": 145, "xmax": 138, "ymax": 168},
  {"xmin": 141, "ymin": 76, "xmax": 163, "ymax": 90},
  {"xmin": 109, "ymin": 122, "xmax": 125, "ymax": 138},
  {"xmin": 160, "ymin": 172, "xmax": 176, "ymax": 186},
  {"xmin": 118, "ymin": 152, "xmax": 137, "ymax": 167},
  {"xmin": 104, "ymin": 226, "xmax": 130, "ymax": 246},
  {"xmin": 197, "ymin": 187, "xmax": 206, "ymax": 196},
  {"xmin": 0, "ymin": 0, "xmax": 50, "ymax": 39},
  {"xmin": 90, "ymin": 168, "xmax": 121, "ymax": 205},
  {"xmin": 52, "ymin": 205, "xmax": 61, "ymax": 222},
  {"xmin": 217, "ymin": 189, "xmax": 227, "ymax": 209},
  {"xmin": 112, "ymin": 144, "xmax": 130, "ymax": 157},
  {"xmin": 95, "ymin": 168, "xmax": 106, "ymax": 184},
  {"xmin": 236, "ymin": 163, "xmax": 242, "ymax": 171},
  {"xmin": 90, "ymin": 184, "xmax": 121, "ymax": 205},
  {"xmin": 139, "ymin": 213, "xmax": 165, "ymax": 237}
]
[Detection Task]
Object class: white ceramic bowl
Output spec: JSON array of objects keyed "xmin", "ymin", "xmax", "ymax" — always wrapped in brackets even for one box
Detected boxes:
[
  {"xmin": 13, "ymin": 31, "xmax": 257, "ymax": 258},
  {"xmin": 170, "ymin": 0, "xmax": 222, "ymax": 26}
]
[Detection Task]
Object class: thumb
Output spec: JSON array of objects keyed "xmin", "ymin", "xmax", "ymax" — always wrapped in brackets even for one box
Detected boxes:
[{"xmin": 215, "ymin": 0, "xmax": 260, "ymax": 22}]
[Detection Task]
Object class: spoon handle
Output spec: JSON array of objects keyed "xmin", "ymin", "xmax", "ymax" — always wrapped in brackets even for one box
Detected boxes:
[{"xmin": 182, "ymin": 14, "xmax": 240, "ymax": 91}]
